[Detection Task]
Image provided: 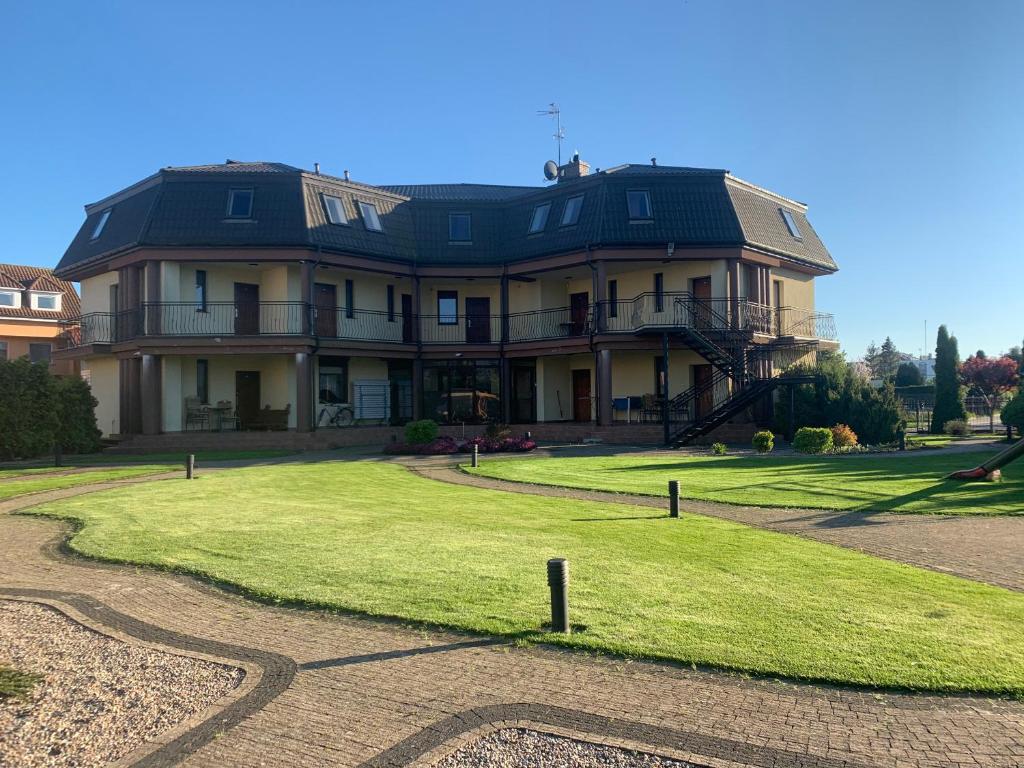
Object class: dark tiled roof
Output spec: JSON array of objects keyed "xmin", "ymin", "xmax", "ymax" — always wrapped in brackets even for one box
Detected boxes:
[
  {"xmin": 55, "ymin": 160, "xmax": 837, "ymax": 274},
  {"xmin": 0, "ymin": 263, "xmax": 80, "ymax": 322}
]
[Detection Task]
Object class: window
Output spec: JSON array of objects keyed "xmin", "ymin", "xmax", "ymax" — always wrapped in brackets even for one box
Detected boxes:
[
  {"xmin": 387, "ymin": 285, "xmax": 395, "ymax": 322},
  {"xmin": 227, "ymin": 189, "xmax": 254, "ymax": 218},
  {"xmin": 780, "ymin": 208, "xmax": 802, "ymax": 238},
  {"xmin": 31, "ymin": 293, "xmax": 60, "ymax": 311},
  {"xmin": 319, "ymin": 357, "xmax": 349, "ymax": 404},
  {"xmin": 196, "ymin": 359, "xmax": 209, "ymax": 404},
  {"xmin": 627, "ymin": 190, "xmax": 653, "ymax": 220},
  {"xmin": 437, "ymin": 290, "xmax": 458, "ymax": 325},
  {"xmin": 654, "ymin": 356, "xmax": 665, "ymax": 398},
  {"xmin": 195, "ymin": 270, "xmax": 207, "ymax": 311},
  {"xmin": 561, "ymin": 195, "xmax": 584, "ymax": 226},
  {"xmin": 91, "ymin": 208, "xmax": 112, "ymax": 240},
  {"xmin": 528, "ymin": 203, "xmax": 551, "ymax": 234},
  {"xmin": 109, "ymin": 284, "xmax": 119, "ymax": 313},
  {"xmin": 322, "ymin": 194, "xmax": 348, "ymax": 225},
  {"xmin": 344, "ymin": 279, "xmax": 354, "ymax": 319},
  {"xmin": 654, "ymin": 272, "xmax": 664, "ymax": 312},
  {"xmin": 358, "ymin": 201, "xmax": 382, "ymax": 232},
  {"xmin": 608, "ymin": 279, "xmax": 618, "ymax": 318},
  {"xmin": 449, "ymin": 213, "xmax": 472, "ymax": 242},
  {"xmin": 0, "ymin": 290, "xmax": 17, "ymax": 308},
  {"xmin": 29, "ymin": 343, "xmax": 51, "ymax": 364},
  {"xmin": 0, "ymin": 341, "xmax": 7, "ymax": 360}
]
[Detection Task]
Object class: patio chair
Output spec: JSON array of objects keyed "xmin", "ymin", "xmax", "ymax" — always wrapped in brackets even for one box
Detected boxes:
[
  {"xmin": 640, "ymin": 393, "xmax": 661, "ymax": 423},
  {"xmin": 184, "ymin": 396, "xmax": 209, "ymax": 431},
  {"xmin": 216, "ymin": 400, "xmax": 240, "ymax": 431}
]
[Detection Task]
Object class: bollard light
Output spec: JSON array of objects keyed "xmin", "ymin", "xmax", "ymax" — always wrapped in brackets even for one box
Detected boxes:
[
  {"xmin": 547, "ymin": 558, "xmax": 570, "ymax": 633},
  {"xmin": 668, "ymin": 479, "xmax": 680, "ymax": 518},
  {"xmin": 471, "ymin": 444, "xmax": 479, "ymax": 468},
  {"xmin": 186, "ymin": 454, "xmax": 195, "ymax": 480}
]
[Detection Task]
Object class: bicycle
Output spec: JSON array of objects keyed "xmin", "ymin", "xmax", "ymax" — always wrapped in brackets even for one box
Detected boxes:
[{"xmin": 317, "ymin": 402, "xmax": 355, "ymax": 428}]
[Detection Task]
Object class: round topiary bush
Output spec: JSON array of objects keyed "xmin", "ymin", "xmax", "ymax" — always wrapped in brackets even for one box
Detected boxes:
[
  {"xmin": 1001, "ymin": 391, "xmax": 1024, "ymax": 436},
  {"xmin": 710, "ymin": 442, "xmax": 728, "ymax": 455},
  {"xmin": 752, "ymin": 431, "xmax": 774, "ymax": 453},
  {"xmin": 793, "ymin": 426, "xmax": 834, "ymax": 454},
  {"xmin": 404, "ymin": 419, "xmax": 439, "ymax": 445},
  {"xmin": 830, "ymin": 423, "xmax": 858, "ymax": 448}
]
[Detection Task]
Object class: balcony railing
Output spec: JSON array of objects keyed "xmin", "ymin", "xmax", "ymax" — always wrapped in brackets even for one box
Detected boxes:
[{"xmin": 56, "ymin": 297, "xmax": 836, "ymax": 349}]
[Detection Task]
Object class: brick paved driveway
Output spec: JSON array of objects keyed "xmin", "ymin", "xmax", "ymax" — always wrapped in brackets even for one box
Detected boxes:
[{"xmin": 1, "ymin": 477, "xmax": 1023, "ymax": 767}]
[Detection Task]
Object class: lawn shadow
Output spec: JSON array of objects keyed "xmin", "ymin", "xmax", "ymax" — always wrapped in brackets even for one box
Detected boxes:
[{"xmin": 570, "ymin": 514, "xmax": 667, "ymax": 522}]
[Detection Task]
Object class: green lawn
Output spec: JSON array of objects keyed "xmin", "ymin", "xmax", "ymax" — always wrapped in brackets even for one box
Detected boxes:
[
  {"xmin": 26, "ymin": 461, "xmax": 1024, "ymax": 695},
  {"xmin": 0, "ymin": 665, "xmax": 40, "ymax": 700},
  {"xmin": 0, "ymin": 466, "xmax": 174, "ymax": 500},
  {"xmin": 465, "ymin": 451, "xmax": 1023, "ymax": 515}
]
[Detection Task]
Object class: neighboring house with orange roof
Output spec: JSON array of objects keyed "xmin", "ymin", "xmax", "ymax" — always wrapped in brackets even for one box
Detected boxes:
[{"xmin": 0, "ymin": 263, "xmax": 80, "ymax": 375}]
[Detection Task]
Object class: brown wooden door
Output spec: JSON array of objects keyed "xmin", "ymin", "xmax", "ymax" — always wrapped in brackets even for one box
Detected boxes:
[
  {"xmin": 570, "ymin": 292, "xmax": 589, "ymax": 335},
  {"xmin": 314, "ymin": 283, "xmax": 337, "ymax": 337},
  {"xmin": 511, "ymin": 364, "xmax": 536, "ymax": 423},
  {"xmin": 694, "ymin": 364, "xmax": 714, "ymax": 420},
  {"xmin": 235, "ymin": 371, "xmax": 261, "ymax": 428},
  {"xmin": 401, "ymin": 294, "xmax": 413, "ymax": 343},
  {"xmin": 692, "ymin": 276, "xmax": 712, "ymax": 329},
  {"xmin": 465, "ymin": 297, "xmax": 491, "ymax": 343},
  {"xmin": 572, "ymin": 369, "xmax": 591, "ymax": 422},
  {"xmin": 234, "ymin": 283, "xmax": 260, "ymax": 335}
]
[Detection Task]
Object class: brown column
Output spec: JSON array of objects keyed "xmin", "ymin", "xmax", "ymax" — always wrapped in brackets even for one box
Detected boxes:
[
  {"xmin": 300, "ymin": 261, "xmax": 314, "ymax": 336},
  {"xmin": 119, "ymin": 356, "xmax": 143, "ymax": 435},
  {"xmin": 144, "ymin": 261, "xmax": 161, "ymax": 335},
  {"xmin": 499, "ymin": 273, "xmax": 510, "ymax": 344},
  {"xmin": 596, "ymin": 348, "xmax": 613, "ymax": 426},
  {"xmin": 296, "ymin": 352, "xmax": 313, "ymax": 432},
  {"xmin": 592, "ymin": 260, "xmax": 608, "ymax": 333},
  {"xmin": 140, "ymin": 354, "xmax": 162, "ymax": 435},
  {"xmin": 728, "ymin": 260, "xmax": 741, "ymax": 329},
  {"xmin": 411, "ymin": 275, "xmax": 422, "ymax": 343},
  {"xmin": 118, "ymin": 266, "xmax": 142, "ymax": 339}
]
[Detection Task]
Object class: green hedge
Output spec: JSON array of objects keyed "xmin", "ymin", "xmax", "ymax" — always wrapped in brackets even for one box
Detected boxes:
[{"xmin": 793, "ymin": 427, "xmax": 834, "ymax": 454}]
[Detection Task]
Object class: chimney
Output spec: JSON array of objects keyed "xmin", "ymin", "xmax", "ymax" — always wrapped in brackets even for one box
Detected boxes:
[
  {"xmin": 343, "ymin": 169, "xmax": 351, "ymax": 181},
  {"xmin": 314, "ymin": 162, "xmax": 321, "ymax": 174},
  {"xmin": 651, "ymin": 157, "xmax": 657, "ymax": 167},
  {"xmin": 557, "ymin": 152, "xmax": 590, "ymax": 183}
]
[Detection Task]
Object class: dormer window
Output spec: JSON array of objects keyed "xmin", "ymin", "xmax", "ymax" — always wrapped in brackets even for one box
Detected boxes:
[
  {"xmin": 780, "ymin": 208, "xmax": 802, "ymax": 239},
  {"xmin": 0, "ymin": 290, "xmax": 18, "ymax": 308},
  {"xmin": 91, "ymin": 209, "xmax": 112, "ymax": 240},
  {"xmin": 322, "ymin": 194, "xmax": 348, "ymax": 226},
  {"xmin": 561, "ymin": 195, "xmax": 584, "ymax": 226},
  {"xmin": 30, "ymin": 292, "xmax": 61, "ymax": 311},
  {"xmin": 448, "ymin": 213, "xmax": 472, "ymax": 243},
  {"xmin": 358, "ymin": 201, "xmax": 382, "ymax": 232},
  {"xmin": 627, "ymin": 190, "xmax": 652, "ymax": 220},
  {"xmin": 528, "ymin": 203, "xmax": 551, "ymax": 234},
  {"xmin": 227, "ymin": 189, "xmax": 254, "ymax": 218}
]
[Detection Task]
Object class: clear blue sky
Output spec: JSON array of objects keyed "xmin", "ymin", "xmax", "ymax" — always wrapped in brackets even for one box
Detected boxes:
[{"xmin": 2, "ymin": 0, "xmax": 1021, "ymax": 359}]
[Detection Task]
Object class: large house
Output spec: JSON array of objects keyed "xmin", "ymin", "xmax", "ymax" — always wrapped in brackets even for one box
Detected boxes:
[
  {"xmin": 53, "ymin": 156, "xmax": 837, "ymax": 447},
  {"xmin": 0, "ymin": 263, "xmax": 80, "ymax": 376}
]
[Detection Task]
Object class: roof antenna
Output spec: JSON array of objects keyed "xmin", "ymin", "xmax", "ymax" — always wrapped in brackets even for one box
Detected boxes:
[{"xmin": 536, "ymin": 102, "xmax": 565, "ymax": 165}]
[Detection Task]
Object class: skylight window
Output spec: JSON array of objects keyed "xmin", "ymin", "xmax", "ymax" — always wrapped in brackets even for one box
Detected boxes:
[
  {"xmin": 227, "ymin": 189, "xmax": 254, "ymax": 218},
  {"xmin": 626, "ymin": 190, "xmax": 652, "ymax": 220},
  {"xmin": 91, "ymin": 209, "xmax": 112, "ymax": 240},
  {"xmin": 358, "ymin": 201, "xmax": 382, "ymax": 232},
  {"xmin": 449, "ymin": 213, "xmax": 472, "ymax": 242},
  {"xmin": 322, "ymin": 194, "xmax": 348, "ymax": 226},
  {"xmin": 780, "ymin": 208, "xmax": 802, "ymax": 239},
  {"xmin": 528, "ymin": 203, "xmax": 551, "ymax": 234},
  {"xmin": 561, "ymin": 195, "xmax": 584, "ymax": 226}
]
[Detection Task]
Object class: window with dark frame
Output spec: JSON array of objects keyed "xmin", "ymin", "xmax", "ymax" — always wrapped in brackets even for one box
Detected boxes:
[
  {"xmin": 780, "ymin": 208, "xmax": 802, "ymax": 239},
  {"xmin": 91, "ymin": 208, "xmax": 112, "ymax": 240},
  {"xmin": 195, "ymin": 270, "xmax": 207, "ymax": 311},
  {"xmin": 322, "ymin": 194, "xmax": 348, "ymax": 225},
  {"xmin": 358, "ymin": 201, "xmax": 382, "ymax": 232},
  {"xmin": 654, "ymin": 356, "xmax": 665, "ymax": 398},
  {"xmin": 608, "ymin": 279, "xmax": 618, "ymax": 317},
  {"xmin": 344, "ymin": 279, "xmax": 354, "ymax": 319},
  {"xmin": 227, "ymin": 189, "xmax": 254, "ymax": 218},
  {"xmin": 197, "ymin": 359, "xmax": 209, "ymax": 404},
  {"xmin": 437, "ymin": 290, "xmax": 458, "ymax": 324},
  {"xmin": 387, "ymin": 285, "xmax": 395, "ymax": 322},
  {"xmin": 29, "ymin": 343, "xmax": 51, "ymax": 364},
  {"xmin": 654, "ymin": 272, "xmax": 664, "ymax": 312},
  {"xmin": 318, "ymin": 356, "xmax": 349, "ymax": 405},
  {"xmin": 448, "ymin": 213, "xmax": 472, "ymax": 242},
  {"xmin": 528, "ymin": 203, "xmax": 550, "ymax": 234},
  {"xmin": 561, "ymin": 195, "xmax": 584, "ymax": 226},
  {"xmin": 627, "ymin": 190, "xmax": 653, "ymax": 220}
]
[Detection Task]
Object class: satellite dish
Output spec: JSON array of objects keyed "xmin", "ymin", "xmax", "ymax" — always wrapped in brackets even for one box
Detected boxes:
[{"xmin": 543, "ymin": 160, "xmax": 558, "ymax": 181}]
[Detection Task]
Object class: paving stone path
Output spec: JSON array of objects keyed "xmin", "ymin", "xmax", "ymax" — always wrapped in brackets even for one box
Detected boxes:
[{"xmin": 1, "ymin": 474, "xmax": 1023, "ymax": 767}]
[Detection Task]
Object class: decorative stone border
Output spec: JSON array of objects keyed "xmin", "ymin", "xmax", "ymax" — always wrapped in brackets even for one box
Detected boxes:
[{"xmin": 0, "ymin": 589, "xmax": 295, "ymax": 768}]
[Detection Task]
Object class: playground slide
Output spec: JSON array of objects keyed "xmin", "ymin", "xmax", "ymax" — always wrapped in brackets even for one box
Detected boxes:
[{"xmin": 947, "ymin": 435, "xmax": 1024, "ymax": 480}]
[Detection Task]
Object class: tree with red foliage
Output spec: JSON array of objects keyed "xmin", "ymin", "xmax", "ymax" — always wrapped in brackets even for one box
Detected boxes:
[{"xmin": 961, "ymin": 355, "xmax": 1020, "ymax": 433}]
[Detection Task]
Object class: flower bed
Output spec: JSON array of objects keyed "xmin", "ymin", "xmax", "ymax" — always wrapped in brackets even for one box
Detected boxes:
[{"xmin": 384, "ymin": 434, "xmax": 537, "ymax": 456}]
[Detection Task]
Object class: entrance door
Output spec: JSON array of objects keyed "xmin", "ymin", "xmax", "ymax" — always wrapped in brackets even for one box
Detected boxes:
[
  {"xmin": 401, "ymin": 294, "xmax": 413, "ymax": 343},
  {"xmin": 693, "ymin": 364, "xmax": 714, "ymax": 420},
  {"xmin": 511, "ymin": 364, "xmax": 536, "ymax": 423},
  {"xmin": 314, "ymin": 283, "xmax": 337, "ymax": 337},
  {"xmin": 235, "ymin": 371, "xmax": 261, "ymax": 428},
  {"xmin": 234, "ymin": 283, "xmax": 260, "ymax": 335},
  {"xmin": 572, "ymin": 369, "xmax": 591, "ymax": 422},
  {"xmin": 692, "ymin": 276, "xmax": 712, "ymax": 330},
  {"xmin": 570, "ymin": 292, "xmax": 589, "ymax": 336},
  {"xmin": 465, "ymin": 297, "xmax": 491, "ymax": 344}
]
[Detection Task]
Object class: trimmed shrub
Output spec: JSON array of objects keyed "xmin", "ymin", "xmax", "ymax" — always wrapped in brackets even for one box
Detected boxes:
[
  {"xmin": 710, "ymin": 442, "xmax": 728, "ymax": 455},
  {"xmin": 943, "ymin": 419, "xmax": 971, "ymax": 437},
  {"xmin": 54, "ymin": 375, "xmax": 102, "ymax": 454},
  {"xmin": 830, "ymin": 423, "xmax": 859, "ymax": 448},
  {"xmin": 752, "ymin": 431, "xmax": 774, "ymax": 453},
  {"xmin": 1001, "ymin": 391, "xmax": 1024, "ymax": 435},
  {"xmin": 0, "ymin": 358, "xmax": 60, "ymax": 460},
  {"xmin": 793, "ymin": 426, "xmax": 834, "ymax": 454},
  {"xmin": 385, "ymin": 435, "xmax": 537, "ymax": 456},
  {"xmin": 404, "ymin": 419, "xmax": 439, "ymax": 445}
]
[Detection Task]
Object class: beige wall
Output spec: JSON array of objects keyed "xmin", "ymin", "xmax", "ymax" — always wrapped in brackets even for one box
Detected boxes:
[
  {"xmin": 771, "ymin": 267, "xmax": 814, "ymax": 310},
  {"xmin": 80, "ymin": 272, "xmax": 118, "ymax": 314},
  {"xmin": 82, "ymin": 356, "xmax": 119, "ymax": 436}
]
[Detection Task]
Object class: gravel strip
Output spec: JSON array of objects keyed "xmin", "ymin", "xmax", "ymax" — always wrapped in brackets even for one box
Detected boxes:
[
  {"xmin": 0, "ymin": 600, "xmax": 243, "ymax": 767},
  {"xmin": 436, "ymin": 728, "xmax": 697, "ymax": 767}
]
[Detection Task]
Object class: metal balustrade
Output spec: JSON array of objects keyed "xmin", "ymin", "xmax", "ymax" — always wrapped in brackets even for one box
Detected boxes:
[
  {"xmin": 507, "ymin": 306, "xmax": 591, "ymax": 341},
  {"xmin": 419, "ymin": 313, "xmax": 503, "ymax": 345}
]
